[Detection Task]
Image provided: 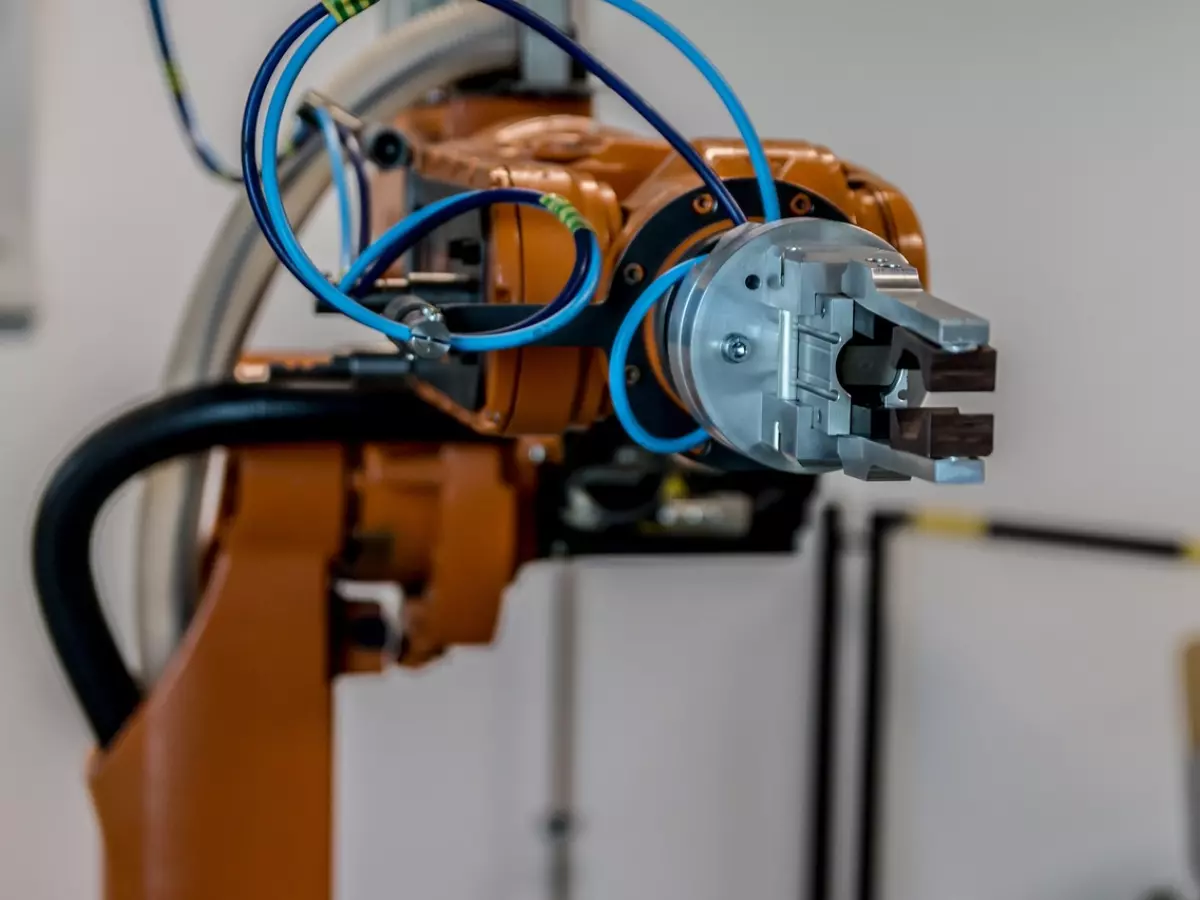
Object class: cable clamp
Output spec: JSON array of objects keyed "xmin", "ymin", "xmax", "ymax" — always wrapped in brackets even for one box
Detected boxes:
[{"xmin": 384, "ymin": 298, "xmax": 451, "ymax": 360}]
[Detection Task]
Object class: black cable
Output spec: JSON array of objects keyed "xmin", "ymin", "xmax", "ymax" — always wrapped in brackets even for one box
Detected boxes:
[
  {"xmin": 239, "ymin": 4, "xmax": 327, "ymax": 281},
  {"xmin": 340, "ymin": 127, "xmax": 373, "ymax": 256},
  {"xmin": 145, "ymin": 0, "xmax": 243, "ymax": 182},
  {"xmin": 32, "ymin": 383, "xmax": 495, "ymax": 748},
  {"xmin": 806, "ymin": 505, "xmax": 842, "ymax": 900}
]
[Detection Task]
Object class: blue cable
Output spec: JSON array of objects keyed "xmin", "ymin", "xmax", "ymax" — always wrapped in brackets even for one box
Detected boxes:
[
  {"xmin": 240, "ymin": 4, "xmax": 326, "ymax": 283},
  {"xmin": 346, "ymin": 189, "xmax": 590, "ymax": 326},
  {"xmin": 598, "ymin": 0, "xmax": 779, "ymax": 222},
  {"xmin": 314, "ymin": 107, "xmax": 354, "ymax": 275},
  {"xmin": 471, "ymin": 0, "xmax": 745, "ymax": 225},
  {"xmin": 259, "ymin": 13, "xmax": 603, "ymax": 349},
  {"xmin": 336, "ymin": 198, "xmax": 602, "ymax": 351},
  {"xmin": 249, "ymin": 3, "xmax": 747, "ymax": 275},
  {"xmin": 246, "ymin": 2, "xmax": 759, "ymax": 352},
  {"xmin": 147, "ymin": 0, "xmax": 309, "ymax": 185},
  {"xmin": 340, "ymin": 129, "xmax": 373, "ymax": 255},
  {"xmin": 608, "ymin": 259, "xmax": 709, "ymax": 454},
  {"xmin": 145, "ymin": 0, "xmax": 242, "ymax": 182},
  {"xmin": 258, "ymin": 15, "xmax": 419, "ymax": 342}
]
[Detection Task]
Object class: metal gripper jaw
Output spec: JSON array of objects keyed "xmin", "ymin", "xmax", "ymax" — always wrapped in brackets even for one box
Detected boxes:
[
  {"xmin": 666, "ymin": 219, "xmax": 997, "ymax": 484},
  {"xmin": 834, "ymin": 249, "xmax": 996, "ymax": 483}
]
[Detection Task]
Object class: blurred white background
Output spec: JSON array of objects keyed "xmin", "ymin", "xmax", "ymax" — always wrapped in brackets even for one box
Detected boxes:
[{"xmin": 2, "ymin": 0, "xmax": 1199, "ymax": 898}]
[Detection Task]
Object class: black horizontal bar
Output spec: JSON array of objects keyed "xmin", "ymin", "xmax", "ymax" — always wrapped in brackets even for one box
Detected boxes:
[
  {"xmin": 894, "ymin": 510, "xmax": 1195, "ymax": 562},
  {"xmin": 314, "ymin": 298, "xmax": 621, "ymax": 349},
  {"xmin": 438, "ymin": 305, "xmax": 620, "ymax": 348},
  {"xmin": 987, "ymin": 520, "xmax": 1185, "ymax": 560}
]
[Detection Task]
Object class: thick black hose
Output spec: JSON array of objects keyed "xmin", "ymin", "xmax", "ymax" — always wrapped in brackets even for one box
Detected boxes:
[{"xmin": 33, "ymin": 383, "xmax": 494, "ymax": 748}]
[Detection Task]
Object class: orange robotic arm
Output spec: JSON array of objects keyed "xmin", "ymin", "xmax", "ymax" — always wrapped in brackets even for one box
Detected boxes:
[{"xmin": 34, "ymin": 86, "xmax": 994, "ymax": 900}]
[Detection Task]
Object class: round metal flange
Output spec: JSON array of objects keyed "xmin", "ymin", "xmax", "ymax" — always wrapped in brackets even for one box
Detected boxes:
[{"xmin": 665, "ymin": 218, "xmax": 895, "ymax": 473}]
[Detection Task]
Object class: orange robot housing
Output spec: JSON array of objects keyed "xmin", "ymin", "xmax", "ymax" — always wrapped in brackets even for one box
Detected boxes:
[{"xmin": 374, "ymin": 94, "xmax": 928, "ymax": 440}]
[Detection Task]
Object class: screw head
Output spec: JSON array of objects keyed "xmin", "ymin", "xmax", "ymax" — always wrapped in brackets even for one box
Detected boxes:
[
  {"xmin": 722, "ymin": 334, "xmax": 751, "ymax": 363},
  {"xmin": 527, "ymin": 443, "xmax": 547, "ymax": 465},
  {"xmin": 790, "ymin": 193, "xmax": 814, "ymax": 216},
  {"xmin": 866, "ymin": 255, "xmax": 902, "ymax": 270},
  {"xmin": 625, "ymin": 365, "xmax": 641, "ymax": 386},
  {"xmin": 623, "ymin": 263, "xmax": 645, "ymax": 286}
]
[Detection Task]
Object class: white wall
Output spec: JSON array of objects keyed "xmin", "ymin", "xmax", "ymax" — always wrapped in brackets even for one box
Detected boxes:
[{"xmin": 2, "ymin": 0, "xmax": 1199, "ymax": 898}]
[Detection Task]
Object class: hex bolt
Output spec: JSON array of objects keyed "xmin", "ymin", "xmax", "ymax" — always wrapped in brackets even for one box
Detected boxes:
[{"xmin": 722, "ymin": 334, "xmax": 751, "ymax": 363}]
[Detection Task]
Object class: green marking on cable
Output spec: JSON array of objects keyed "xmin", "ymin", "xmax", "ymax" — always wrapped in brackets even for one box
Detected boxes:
[
  {"xmin": 323, "ymin": 0, "xmax": 382, "ymax": 24},
  {"xmin": 539, "ymin": 194, "xmax": 592, "ymax": 234},
  {"xmin": 164, "ymin": 62, "xmax": 184, "ymax": 97}
]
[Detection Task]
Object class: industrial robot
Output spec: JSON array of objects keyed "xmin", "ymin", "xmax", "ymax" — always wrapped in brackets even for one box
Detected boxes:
[{"xmin": 30, "ymin": 1, "xmax": 997, "ymax": 896}]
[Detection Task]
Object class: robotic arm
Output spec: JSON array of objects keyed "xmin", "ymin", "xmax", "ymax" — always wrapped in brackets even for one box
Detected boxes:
[{"xmin": 31, "ymin": 2, "xmax": 996, "ymax": 897}]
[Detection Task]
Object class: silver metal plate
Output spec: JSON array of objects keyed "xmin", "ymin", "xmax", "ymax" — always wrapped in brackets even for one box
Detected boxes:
[
  {"xmin": 519, "ymin": 0, "xmax": 573, "ymax": 88},
  {"xmin": 668, "ymin": 220, "xmax": 895, "ymax": 474},
  {"xmin": 0, "ymin": 0, "xmax": 34, "ymax": 332}
]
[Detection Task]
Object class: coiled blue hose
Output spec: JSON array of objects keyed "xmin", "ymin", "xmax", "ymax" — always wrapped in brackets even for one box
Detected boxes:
[
  {"xmin": 336, "ymin": 189, "xmax": 602, "ymax": 351},
  {"xmin": 344, "ymin": 188, "xmax": 590, "ymax": 332},
  {"xmin": 243, "ymin": 1, "xmax": 787, "ymax": 456},
  {"xmin": 246, "ymin": 0, "xmax": 752, "ymax": 287},
  {"xmin": 256, "ymin": 13, "xmax": 602, "ymax": 348},
  {"xmin": 608, "ymin": 259, "xmax": 708, "ymax": 455},
  {"xmin": 240, "ymin": 4, "xmax": 326, "ymax": 284}
]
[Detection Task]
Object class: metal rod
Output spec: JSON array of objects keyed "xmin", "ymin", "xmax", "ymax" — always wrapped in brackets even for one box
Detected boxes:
[
  {"xmin": 298, "ymin": 90, "xmax": 366, "ymax": 135},
  {"xmin": 521, "ymin": 0, "xmax": 574, "ymax": 88},
  {"xmin": 851, "ymin": 509, "xmax": 1196, "ymax": 900},
  {"xmin": 547, "ymin": 559, "xmax": 579, "ymax": 900},
  {"xmin": 987, "ymin": 521, "xmax": 1184, "ymax": 559},
  {"xmin": 857, "ymin": 513, "xmax": 901, "ymax": 900},
  {"xmin": 806, "ymin": 505, "xmax": 843, "ymax": 900}
]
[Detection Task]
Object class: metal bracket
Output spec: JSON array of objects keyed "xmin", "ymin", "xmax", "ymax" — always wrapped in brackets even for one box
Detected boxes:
[
  {"xmin": 837, "ymin": 436, "xmax": 985, "ymax": 484},
  {"xmin": 520, "ymin": 0, "xmax": 574, "ymax": 89}
]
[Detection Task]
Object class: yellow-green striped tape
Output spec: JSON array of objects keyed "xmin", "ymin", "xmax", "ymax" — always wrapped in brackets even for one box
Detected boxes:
[
  {"xmin": 539, "ymin": 194, "xmax": 592, "ymax": 234},
  {"xmin": 323, "ymin": 0, "xmax": 381, "ymax": 24}
]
